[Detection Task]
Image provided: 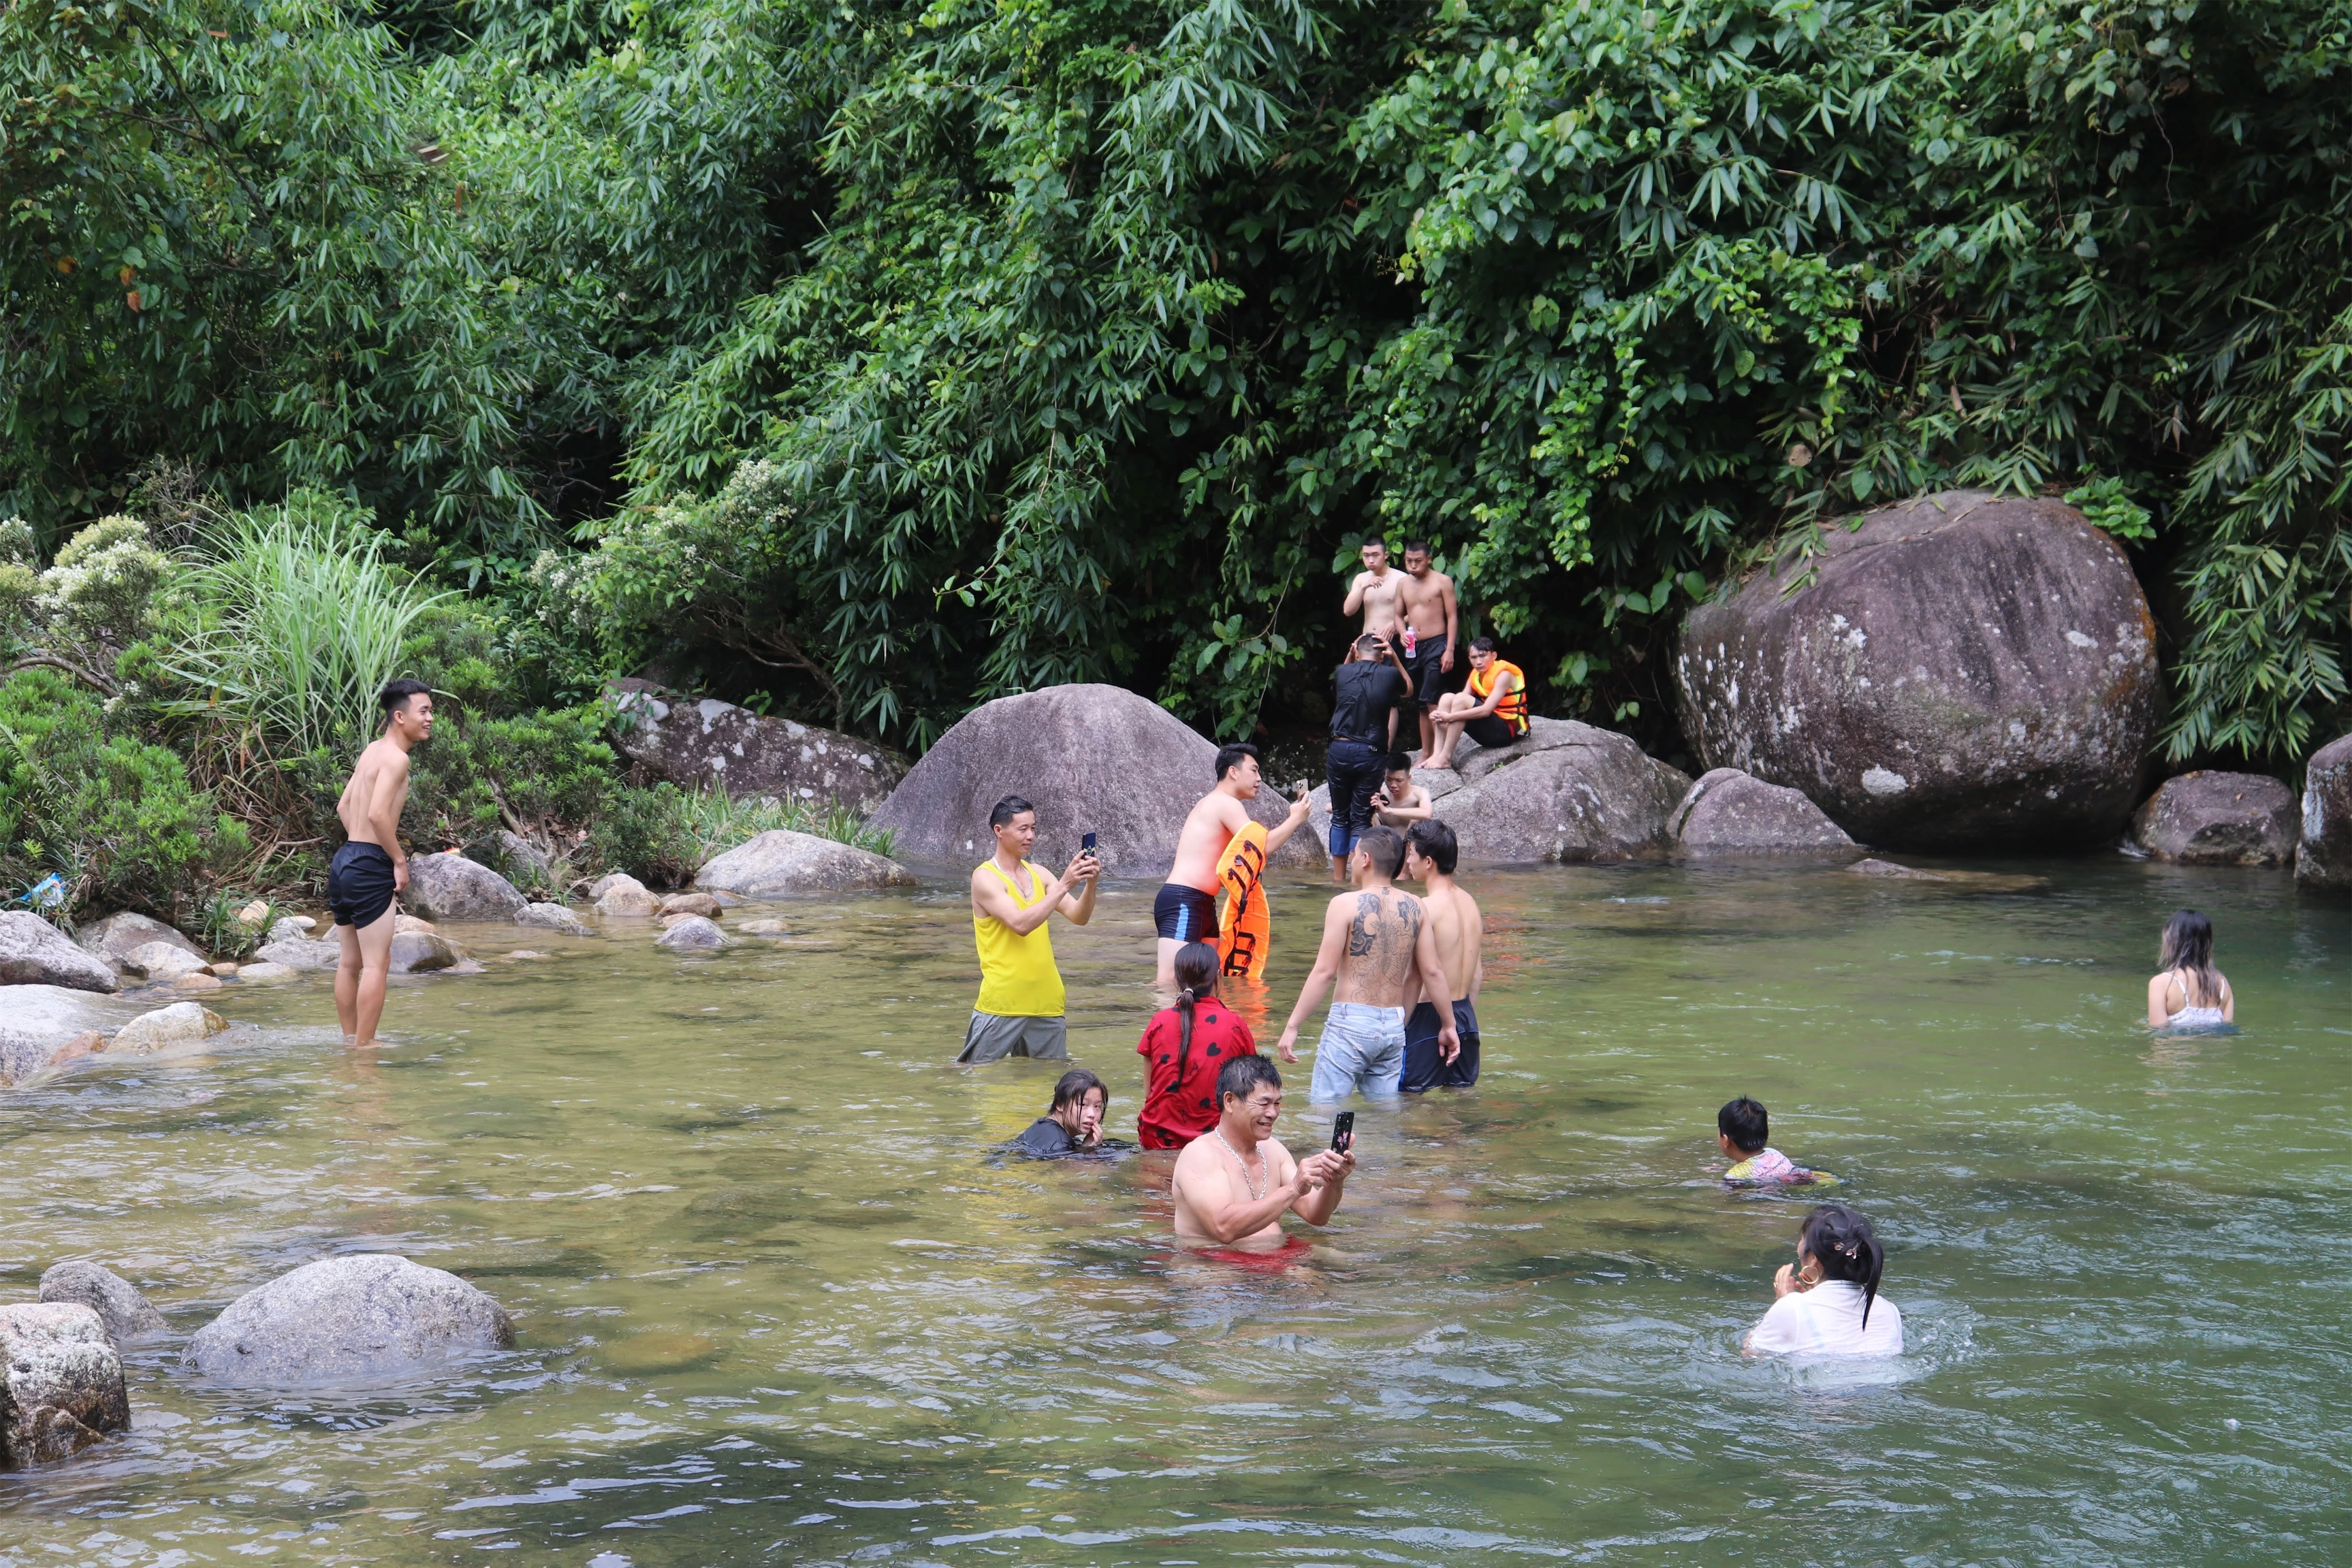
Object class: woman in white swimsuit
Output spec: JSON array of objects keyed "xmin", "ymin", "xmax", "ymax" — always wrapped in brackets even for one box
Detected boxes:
[{"xmin": 2146, "ymin": 908, "xmax": 2234, "ymax": 1030}]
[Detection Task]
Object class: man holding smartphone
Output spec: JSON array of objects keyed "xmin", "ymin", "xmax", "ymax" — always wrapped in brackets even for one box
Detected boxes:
[
  {"xmin": 1171, "ymin": 1056, "xmax": 1356, "ymax": 1246},
  {"xmin": 961, "ymin": 794, "xmax": 1099, "ymax": 1063}
]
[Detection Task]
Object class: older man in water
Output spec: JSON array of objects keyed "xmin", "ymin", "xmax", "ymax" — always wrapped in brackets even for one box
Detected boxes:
[{"xmin": 1170, "ymin": 1056, "xmax": 1355, "ymax": 1247}]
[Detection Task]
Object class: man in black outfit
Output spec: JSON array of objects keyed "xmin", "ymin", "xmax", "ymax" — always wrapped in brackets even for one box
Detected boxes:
[{"xmin": 1326, "ymin": 632, "xmax": 1409, "ymax": 883}]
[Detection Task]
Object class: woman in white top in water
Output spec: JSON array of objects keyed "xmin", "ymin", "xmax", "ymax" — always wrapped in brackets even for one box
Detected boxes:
[
  {"xmin": 1746, "ymin": 1203, "xmax": 1903, "ymax": 1358},
  {"xmin": 2146, "ymin": 908, "xmax": 2234, "ymax": 1030}
]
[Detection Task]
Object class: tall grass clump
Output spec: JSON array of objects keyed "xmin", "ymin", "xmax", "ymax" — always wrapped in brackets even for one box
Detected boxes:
[{"xmin": 165, "ymin": 491, "xmax": 450, "ymax": 760}]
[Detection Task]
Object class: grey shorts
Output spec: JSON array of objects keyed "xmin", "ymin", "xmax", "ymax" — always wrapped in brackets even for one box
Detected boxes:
[
  {"xmin": 958, "ymin": 1012, "xmax": 1068, "ymax": 1064},
  {"xmin": 1309, "ymin": 1002, "xmax": 1406, "ymax": 1103}
]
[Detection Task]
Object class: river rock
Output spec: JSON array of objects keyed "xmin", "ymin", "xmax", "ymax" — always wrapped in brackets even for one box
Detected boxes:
[
  {"xmin": 394, "ymin": 913, "xmax": 436, "ymax": 935},
  {"xmin": 593, "ymin": 874, "xmax": 662, "ymax": 918},
  {"xmin": 256, "ymin": 934, "xmax": 340, "ymax": 971},
  {"xmin": 402, "ymin": 852, "xmax": 528, "ymax": 923},
  {"xmin": 38, "ymin": 1263, "xmax": 167, "ymax": 1348},
  {"xmin": 1668, "ymin": 768, "xmax": 1860, "ymax": 856},
  {"xmin": 267, "ymin": 915, "xmax": 316, "ymax": 942},
  {"xmin": 185, "ymin": 1255, "xmax": 515, "ymax": 1388},
  {"xmin": 121, "ymin": 940, "xmax": 210, "ymax": 981},
  {"xmin": 0, "ymin": 985, "xmax": 129, "ymax": 1087},
  {"xmin": 871, "ymin": 682, "xmax": 1315, "ymax": 870},
  {"xmin": 516, "ymin": 902, "xmax": 590, "ymax": 936},
  {"xmin": 0, "ymin": 913, "xmax": 120, "ymax": 994},
  {"xmin": 1676, "ymin": 490, "xmax": 2162, "ymax": 851},
  {"xmin": 2297, "ymin": 733, "xmax": 2352, "ymax": 896},
  {"xmin": 1390, "ymin": 719, "xmax": 1689, "ymax": 863},
  {"xmin": 694, "ymin": 830, "xmax": 914, "ymax": 898},
  {"xmin": 608, "ymin": 679, "xmax": 907, "ymax": 813},
  {"xmin": 2131, "ymin": 771, "xmax": 2299, "ymax": 866},
  {"xmin": 736, "ymin": 918, "xmax": 788, "ymax": 936},
  {"xmin": 233, "ymin": 962, "xmax": 297, "ymax": 984},
  {"xmin": 658, "ymin": 891, "xmax": 723, "ymax": 918},
  {"xmin": 463, "ymin": 830, "xmax": 559, "ymax": 893},
  {"xmin": 75, "ymin": 912, "xmax": 205, "ymax": 971},
  {"xmin": 110, "ymin": 1001, "xmax": 229, "ymax": 1055},
  {"xmin": 655, "ymin": 915, "xmax": 728, "ymax": 950},
  {"xmin": 0, "ymin": 1304, "xmax": 130, "ymax": 1466},
  {"xmin": 388, "ymin": 932, "xmax": 461, "ymax": 974}
]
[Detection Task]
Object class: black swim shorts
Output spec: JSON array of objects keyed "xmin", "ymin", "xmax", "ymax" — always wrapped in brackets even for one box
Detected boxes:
[
  {"xmin": 327, "ymin": 841, "xmax": 399, "ymax": 929},
  {"xmin": 1403, "ymin": 633, "xmax": 1450, "ymax": 709},
  {"xmin": 1152, "ymin": 883, "xmax": 1219, "ymax": 943},
  {"xmin": 1463, "ymin": 714, "xmax": 1525, "ymax": 750},
  {"xmin": 1402, "ymin": 998, "xmax": 1481, "ymax": 1092}
]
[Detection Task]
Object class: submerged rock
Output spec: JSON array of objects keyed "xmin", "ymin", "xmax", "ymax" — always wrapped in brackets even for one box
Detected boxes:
[
  {"xmin": 1848, "ymin": 858, "xmax": 1950, "ymax": 881},
  {"xmin": 403, "ymin": 851, "xmax": 529, "ymax": 923},
  {"xmin": 2297, "ymin": 732, "xmax": 2352, "ymax": 896},
  {"xmin": 694, "ymin": 830, "xmax": 914, "ymax": 898},
  {"xmin": 0, "ymin": 913, "xmax": 120, "ymax": 994},
  {"xmin": 2132, "ymin": 771, "xmax": 2299, "ymax": 866},
  {"xmin": 735, "ymin": 918, "xmax": 789, "ymax": 936},
  {"xmin": 233, "ymin": 962, "xmax": 298, "ymax": 984},
  {"xmin": 0, "ymin": 1304, "xmax": 130, "ymax": 1466},
  {"xmin": 75, "ymin": 912, "xmax": 204, "ymax": 971},
  {"xmin": 1676, "ymin": 489, "xmax": 2162, "ymax": 851},
  {"xmin": 1669, "ymin": 767, "xmax": 1860, "ymax": 856},
  {"xmin": 109, "ymin": 1002, "xmax": 229, "ymax": 1056},
  {"xmin": 186, "ymin": 1255, "xmax": 515, "ymax": 1388},
  {"xmin": 516, "ymin": 902, "xmax": 591, "ymax": 936},
  {"xmin": 608, "ymin": 678, "xmax": 907, "ymax": 813},
  {"xmin": 593, "ymin": 874, "xmax": 662, "ymax": 919},
  {"xmin": 869, "ymin": 682, "xmax": 1316, "ymax": 870},
  {"xmin": 655, "ymin": 915, "xmax": 729, "ymax": 950},
  {"xmin": 38, "ymin": 1263, "xmax": 167, "ymax": 1348}
]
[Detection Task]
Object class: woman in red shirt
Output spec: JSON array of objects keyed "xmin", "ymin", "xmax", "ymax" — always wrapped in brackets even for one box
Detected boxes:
[{"xmin": 1136, "ymin": 941, "xmax": 1258, "ymax": 1149}]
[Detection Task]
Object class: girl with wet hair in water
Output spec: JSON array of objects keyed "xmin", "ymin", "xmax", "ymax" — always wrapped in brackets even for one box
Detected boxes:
[
  {"xmin": 1135, "ymin": 941, "xmax": 1259, "ymax": 1149},
  {"xmin": 2147, "ymin": 908, "xmax": 2235, "ymax": 1030},
  {"xmin": 1745, "ymin": 1203, "xmax": 1903, "ymax": 1357}
]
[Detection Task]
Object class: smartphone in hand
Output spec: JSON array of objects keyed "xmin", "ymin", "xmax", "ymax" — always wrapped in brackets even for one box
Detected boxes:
[
  {"xmin": 1330, "ymin": 1110, "xmax": 1355, "ymax": 1154},
  {"xmin": 1081, "ymin": 831, "xmax": 1097, "ymax": 852}
]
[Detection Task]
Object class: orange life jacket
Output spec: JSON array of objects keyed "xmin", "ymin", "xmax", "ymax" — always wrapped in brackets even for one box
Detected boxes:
[
  {"xmin": 1470, "ymin": 658, "xmax": 1529, "ymax": 733},
  {"xmin": 1215, "ymin": 822, "xmax": 1272, "ymax": 980}
]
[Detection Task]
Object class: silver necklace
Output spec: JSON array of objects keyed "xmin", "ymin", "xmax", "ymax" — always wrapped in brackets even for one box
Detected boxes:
[{"xmin": 1214, "ymin": 1128, "xmax": 1267, "ymax": 1200}]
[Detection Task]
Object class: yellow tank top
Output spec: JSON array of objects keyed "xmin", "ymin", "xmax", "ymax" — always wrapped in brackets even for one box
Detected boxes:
[{"xmin": 973, "ymin": 860, "xmax": 1065, "ymax": 1016}]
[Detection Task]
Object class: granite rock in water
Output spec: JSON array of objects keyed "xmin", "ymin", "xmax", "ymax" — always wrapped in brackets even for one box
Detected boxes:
[
  {"xmin": 516, "ymin": 902, "xmax": 591, "ymax": 936},
  {"xmin": 2131, "ymin": 771, "xmax": 2299, "ymax": 866},
  {"xmin": 463, "ymin": 830, "xmax": 558, "ymax": 893},
  {"xmin": 694, "ymin": 830, "xmax": 914, "ymax": 898},
  {"xmin": 75, "ymin": 912, "xmax": 205, "ymax": 971},
  {"xmin": 233, "ymin": 962, "xmax": 298, "ymax": 984},
  {"xmin": 1847, "ymin": 858, "xmax": 1950, "ymax": 881},
  {"xmin": 1333, "ymin": 719, "xmax": 1685, "ymax": 863},
  {"xmin": 388, "ymin": 931, "xmax": 461, "ymax": 974},
  {"xmin": 110, "ymin": 1001, "xmax": 229, "ymax": 1055},
  {"xmin": 0, "ymin": 1303, "xmax": 130, "ymax": 1466},
  {"xmin": 1676, "ymin": 490, "xmax": 2162, "ymax": 851},
  {"xmin": 121, "ymin": 940, "xmax": 210, "ymax": 981},
  {"xmin": 608, "ymin": 679, "xmax": 907, "ymax": 813},
  {"xmin": 2296, "ymin": 732, "xmax": 2352, "ymax": 896},
  {"xmin": 39, "ymin": 1263, "xmax": 167, "ymax": 1348},
  {"xmin": 870, "ymin": 682, "xmax": 1318, "ymax": 870},
  {"xmin": 655, "ymin": 915, "xmax": 729, "ymax": 950},
  {"xmin": 267, "ymin": 915, "xmax": 317, "ymax": 943},
  {"xmin": 0, "ymin": 985, "xmax": 125, "ymax": 1087},
  {"xmin": 402, "ymin": 852, "xmax": 528, "ymax": 923},
  {"xmin": 658, "ymin": 891, "xmax": 723, "ymax": 918},
  {"xmin": 1669, "ymin": 768, "xmax": 1860, "ymax": 856},
  {"xmin": 186, "ymin": 1255, "xmax": 515, "ymax": 1388},
  {"xmin": 593, "ymin": 874, "xmax": 662, "ymax": 918},
  {"xmin": 0, "ymin": 913, "xmax": 120, "ymax": 993},
  {"xmin": 256, "ymin": 935, "xmax": 341, "ymax": 971}
]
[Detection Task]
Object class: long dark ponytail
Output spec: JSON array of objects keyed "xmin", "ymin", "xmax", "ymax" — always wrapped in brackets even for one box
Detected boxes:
[
  {"xmin": 1799, "ymin": 1204, "xmax": 1887, "ymax": 1327},
  {"xmin": 1171, "ymin": 941, "xmax": 1221, "ymax": 1083}
]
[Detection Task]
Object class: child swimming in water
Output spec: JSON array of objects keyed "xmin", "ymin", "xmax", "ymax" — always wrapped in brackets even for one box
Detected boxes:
[
  {"xmin": 1745, "ymin": 1203, "xmax": 1903, "ymax": 1357},
  {"xmin": 1718, "ymin": 1096, "xmax": 1821, "ymax": 1186},
  {"xmin": 2147, "ymin": 908, "xmax": 2234, "ymax": 1030}
]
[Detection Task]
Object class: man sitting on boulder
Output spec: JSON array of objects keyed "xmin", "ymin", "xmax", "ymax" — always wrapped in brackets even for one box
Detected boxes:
[
  {"xmin": 1155, "ymin": 744, "xmax": 1314, "ymax": 986},
  {"xmin": 1426, "ymin": 636, "xmax": 1530, "ymax": 769},
  {"xmin": 963, "ymin": 795, "xmax": 1098, "ymax": 1063}
]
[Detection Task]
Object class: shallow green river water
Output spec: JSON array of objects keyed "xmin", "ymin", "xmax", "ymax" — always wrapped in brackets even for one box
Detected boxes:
[{"xmin": 2, "ymin": 857, "xmax": 2347, "ymax": 1566}]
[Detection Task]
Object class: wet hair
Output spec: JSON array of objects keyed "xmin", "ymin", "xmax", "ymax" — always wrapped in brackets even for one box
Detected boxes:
[
  {"xmin": 1353, "ymin": 632, "xmax": 1387, "ymax": 658},
  {"xmin": 1385, "ymin": 752, "xmax": 1414, "ymax": 776},
  {"xmin": 988, "ymin": 794, "xmax": 1034, "ymax": 829},
  {"xmin": 1799, "ymin": 1203, "xmax": 1888, "ymax": 1327},
  {"xmin": 2159, "ymin": 908, "xmax": 2222, "ymax": 1008},
  {"xmin": 1406, "ymin": 818, "xmax": 1457, "ymax": 876},
  {"xmin": 1217, "ymin": 1052, "xmax": 1281, "ymax": 1107},
  {"xmin": 1051, "ymin": 1068, "xmax": 1106, "ymax": 1113},
  {"xmin": 1213, "ymin": 742, "xmax": 1259, "ymax": 781},
  {"xmin": 1468, "ymin": 634, "xmax": 1498, "ymax": 655},
  {"xmin": 1170, "ymin": 941, "xmax": 1221, "ymax": 1089},
  {"xmin": 1355, "ymin": 824, "xmax": 1405, "ymax": 878},
  {"xmin": 1718, "ymin": 1095, "xmax": 1770, "ymax": 1154},
  {"xmin": 379, "ymin": 677, "xmax": 431, "ymax": 715},
  {"xmin": 1403, "ymin": 538, "xmax": 1431, "ymax": 557}
]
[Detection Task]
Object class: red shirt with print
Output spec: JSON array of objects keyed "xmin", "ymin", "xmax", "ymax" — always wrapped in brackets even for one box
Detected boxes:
[{"xmin": 1135, "ymin": 1000, "xmax": 1258, "ymax": 1150}]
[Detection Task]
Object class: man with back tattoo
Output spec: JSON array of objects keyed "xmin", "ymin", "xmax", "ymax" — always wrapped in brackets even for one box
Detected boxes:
[{"xmin": 1274, "ymin": 825, "xmax": 1458, "ymax": 1103}]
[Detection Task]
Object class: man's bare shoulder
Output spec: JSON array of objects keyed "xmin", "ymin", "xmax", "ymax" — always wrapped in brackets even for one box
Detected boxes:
[
  {"xmin": 359, "ymin": 737, "xmax": 411, "ymax": 775},
  {"xmin": 1189, "ymin": 790, "xmax": 1247, "ymax": 830},
  {"xmin": 1171, "ymin": 1135, "xmax": 1223, "ymax": 1181}
]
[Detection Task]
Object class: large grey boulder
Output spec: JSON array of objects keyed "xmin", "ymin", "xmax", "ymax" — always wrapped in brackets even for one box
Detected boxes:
[
  {"xmin": 1432, "ymin": 720, "xmax": 1691, "ymax": 863},
  {"xmin": 0, "ymin": 985, "xmax": 123, "ymax": 1088},
  {"xmin": 121, "ymin": 940, "xmax": 210, "ymax": 981},
  {"xmin": 1676, "ymin": 490, "xmax": 2162, "ymax": 851},
  {"xmin": 75, "ymin": 912, "xmax": 204, "ymax": 971},
  {"xmin": 0, "ymin": 912, "xmax": 120, "ymax": 994},
  {"xmin": 0, "ymin": 1303, "xmax": 130, "ymax": 1466},
  {"xmin": 186, "ymin": 1255, "xmax": 515, "ymax": 1388},
  {"xmin": 109, "ymin": 1001, "xmax": 229, "ymax": 1056},
  {"xmin": 39, "ymin": 1263, "xmax": 167, "ymax": 1348},
  {"xmin": 694, "ymin": 829, "xmax": 915, "ymax": 898},
  {"xmin": 871, "ymin": 682, "xmax": 1315, "ymax": 871},
  {"xmin": 655, "ymin": 914, "xmax": 729, "ymax": 950},
  {"xmin": 462, "ymin": 830, "xmax": 559, "ymax": 894},
  {"xmin": 2131, "ymin": 771, "xmax": 2299, "ymax": 866},
  {"xmin": 2298, "ymin": 732, "xmax": 2352, "ymax": 896},
  {"xmin": 402, "ymin": 851, "xmax": 528, "ymax": 923},
  {"xmin": 1670, "ymin": 767, "xmax": 1861, "ymax": 856},
  {"xmin": 608, "ymin": 679, "xmax": 907, "ymax": 813}
]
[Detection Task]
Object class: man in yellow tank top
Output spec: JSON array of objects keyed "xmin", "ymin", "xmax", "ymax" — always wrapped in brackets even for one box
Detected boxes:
[
  {"xmin": 1426, "ymin": 635, "xmax": 1531, "ymax": 769},
  {"xmin": 961, "ymin": 794, "xmax": 1101, "ymax": 1062}
]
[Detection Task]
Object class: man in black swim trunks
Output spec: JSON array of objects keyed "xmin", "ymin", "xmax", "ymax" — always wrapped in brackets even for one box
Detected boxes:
[
  {"xmin": 1395, "ymin": 540, "xmax": 1459, "ymax": 757},
  {"xmin": 1153, "ymin": 743, "xmax": 1314, "ymax": 986},
  {"xmin": 329, "ymin": 678, "xmax": 433, "ymax": 1048}
]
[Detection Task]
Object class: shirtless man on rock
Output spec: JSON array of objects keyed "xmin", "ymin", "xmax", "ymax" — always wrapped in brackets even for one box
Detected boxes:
[
  {"xmin": 1342, "ymin": 535, "xmax": 1403, "ymax": 644},
  {"xmin": 1275, "ymin": 824, "xmax": 1458, "ymax": 1101},
  {"xmin": 1153, "ymin": 742, "xmax": 1314, "ymax": 987},
  {"xmin": 1395, "ymin": 540, "xmax": 1460, "ymax": 756},
  {"xmin": 1170, "ymin": 1054, "xmax": 1355, "ymax": 1248},
  {"xmin": 1400, "ymin": 818, "xmax": 1482, "ymax": 1092},
  {"xmin": 330, "ymin": 678, "xmax": 433, "ymax": 1048}
]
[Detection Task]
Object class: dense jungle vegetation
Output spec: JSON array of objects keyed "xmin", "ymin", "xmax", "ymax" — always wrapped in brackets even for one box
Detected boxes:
[{"xmin": 4, "ymin": 0, "xmax": 2351, "ymax": 916}]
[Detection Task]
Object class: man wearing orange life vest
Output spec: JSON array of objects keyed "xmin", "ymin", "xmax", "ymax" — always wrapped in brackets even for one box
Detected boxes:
[
  {"xmin": 1424, "ymin": 635, "xmax": 1530, "ymax": 769},
  {"xmin": 961, "ymin": 794, "xmax": 1099, "ymax": 1063}
]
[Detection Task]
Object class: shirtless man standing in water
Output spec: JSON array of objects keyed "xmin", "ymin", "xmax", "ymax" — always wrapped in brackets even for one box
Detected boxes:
[
  {"xmin": 1275, "ymin": 825, "xmax": 1457, "ymax": 1101},
  {"xmin": 1399, "ymin": 818, "xmax": 1482, "ymax": 1092},
  {"xmin": 330, "ymin": 679, "xmax": 433, "ymax": 1048},
  {"xmin": 1153, "ymin": 742, "xmax": 1314, "ymax": 986},
  {"xmin": 1171, "ymin": 1054, "xmax": 1355, "ymax": 1248}
]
